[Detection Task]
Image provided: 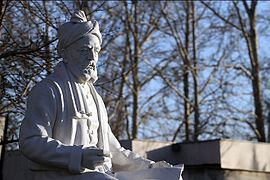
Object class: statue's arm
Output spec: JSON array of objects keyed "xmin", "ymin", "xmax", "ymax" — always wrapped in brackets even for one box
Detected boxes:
[
  {"xmin": 19, "ymin": 82, "xmax": 83, "ymax": 173},
  {"xmin": 107, "ymin": 125, "xmax": 154, "ymax": 172}
]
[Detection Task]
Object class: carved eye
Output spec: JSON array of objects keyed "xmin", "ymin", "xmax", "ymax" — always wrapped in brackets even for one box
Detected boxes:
[
  {"xmin": 94, "ymin": 47, "xmax": 100, "ymax": 53},
  {"xmin": 80, "ymin": 48, "xmax": 89, "ymax": 55}
]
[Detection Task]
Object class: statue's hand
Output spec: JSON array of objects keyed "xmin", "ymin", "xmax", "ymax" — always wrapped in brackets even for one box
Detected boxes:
[
  {"xmin": 81, "ymin": 147, "xmax": 111, "ymax": 169},
  {"xmin": 150, "ymin": 161, "xmax": 172, "ymax": 168}
]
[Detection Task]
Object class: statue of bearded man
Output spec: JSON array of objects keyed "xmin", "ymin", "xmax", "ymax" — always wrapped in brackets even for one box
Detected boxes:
[{"xmin": 19, "ymin": 10, "xmax": 183, "ymax": 180}]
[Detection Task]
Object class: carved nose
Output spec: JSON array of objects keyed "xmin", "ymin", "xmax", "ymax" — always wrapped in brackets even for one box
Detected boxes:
[{"xmin": 87, "ymin": 52, "xmax": 94, "ymax": 59}]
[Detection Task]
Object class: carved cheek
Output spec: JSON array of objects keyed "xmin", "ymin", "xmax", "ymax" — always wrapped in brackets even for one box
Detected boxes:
[{"xmin": 77, "ymin": 54, "xmax": 85, "ymax": 64}]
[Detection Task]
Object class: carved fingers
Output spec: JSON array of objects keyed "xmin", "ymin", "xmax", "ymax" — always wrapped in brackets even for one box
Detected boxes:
[{"xmin": 82, "ymin": 147, "xmax": 112, "ymax": 169}]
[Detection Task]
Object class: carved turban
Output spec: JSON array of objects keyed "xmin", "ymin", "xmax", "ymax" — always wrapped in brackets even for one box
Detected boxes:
[{"xmin": 57, "ymin": 10, "xmax": 102, "ymax": 57}]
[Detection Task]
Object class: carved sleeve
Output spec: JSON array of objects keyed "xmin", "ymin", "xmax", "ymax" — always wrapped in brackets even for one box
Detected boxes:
[{"xmin": 19, "ymin": 81, "xmax": 83, "ymax": 174}]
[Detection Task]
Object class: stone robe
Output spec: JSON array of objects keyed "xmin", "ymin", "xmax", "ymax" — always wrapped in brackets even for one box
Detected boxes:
[{"xmin": 19, "ymin": 62, "xmax": 153, "ymax": 180}]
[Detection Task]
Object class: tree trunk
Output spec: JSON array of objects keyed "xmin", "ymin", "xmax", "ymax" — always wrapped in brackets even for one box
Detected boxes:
[
  {"xmin": 191, "ymin": 1, "xmax": 200, "ymax": 141},
  {"xmin": 113, "ymin": 1, "xmax": 131, "ymax": 139},
  {"xmin": 0, "ymin": 0, "xmax": 9, "ymax": 29},
  {"xmin": 267, "ymin": 102, "xmax": 270, "ymax": 142},
  {"xmin": 131, "ymin": 0, "xmax": 140, "ymax": 139},
  {"xmin": 244, "ymin": 0, "xmax": 265, "ymax": 141},
  {"xmin": 43, "ymin": 0, "xmax": 52, "ymax": 74},
  {"xmin": 0, "ymin": 115, "xmax": 8, "ymax": 180},
  {"xmin": 183, "ymin": 1, "xmax": 191, "ymax": 142}
]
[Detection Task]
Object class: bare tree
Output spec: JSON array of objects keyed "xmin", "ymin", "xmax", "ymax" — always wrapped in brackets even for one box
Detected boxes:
[
  {"xmin": 1, "ymin": 0, "xmax": 270, "ymax": 147},
  {"xmin": 98, "ymin": 1, "xmax": 164, "ymax": 140},
  {"xmin": 201, "ymin": 0, "xmax": 266, "ymax": 141}
]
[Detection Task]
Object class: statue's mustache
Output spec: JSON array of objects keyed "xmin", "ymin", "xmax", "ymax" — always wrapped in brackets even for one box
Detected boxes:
[{"xmin": 83, "ymin": 61, "xmax": 96, "ymax": 74}]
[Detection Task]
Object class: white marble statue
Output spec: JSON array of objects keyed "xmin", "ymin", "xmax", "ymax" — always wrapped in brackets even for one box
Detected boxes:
[{"xmin": 19, "ymin": 10, "xmax": 183, "ymax": 180}]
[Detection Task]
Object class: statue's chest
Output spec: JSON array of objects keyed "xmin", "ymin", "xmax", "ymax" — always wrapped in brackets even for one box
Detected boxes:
[{"xmin": 72, "ymin": 84, "xmax": 99, "ymax": 146}]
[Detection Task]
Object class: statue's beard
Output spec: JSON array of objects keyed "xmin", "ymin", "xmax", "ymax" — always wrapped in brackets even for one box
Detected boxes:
[
  {"xmin": 83, "ymin": 66, "xmax": 98, "ymax": 83},
  {"xmin": 88, "ymin": 68, "xmax": 98, "ymax": 83},
  {"xmin": 65, "ymin": 61, "xmax": 98, "ymax": 84}
]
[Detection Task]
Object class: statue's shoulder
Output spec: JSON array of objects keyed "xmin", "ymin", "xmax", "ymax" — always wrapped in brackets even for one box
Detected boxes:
[
  {"xmin": 34, "ymin": 61, "xmax": 67, "ymax": 93},
  {"xmin": 29, "ymin": 77, "xmax": 58, "ymax": 97},
  {"xmin": 30, "ymin": 63, "xmax": 66, "ymax": 97}
]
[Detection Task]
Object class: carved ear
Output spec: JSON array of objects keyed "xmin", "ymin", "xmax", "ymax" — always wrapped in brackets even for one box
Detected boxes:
[
  {"xmin": 63, "ymin": 58, "xmax": 68, "ymax": 63},
  {"xmin": 62, "ymin": 50, "xmax": 68, "ymax": 63}
]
